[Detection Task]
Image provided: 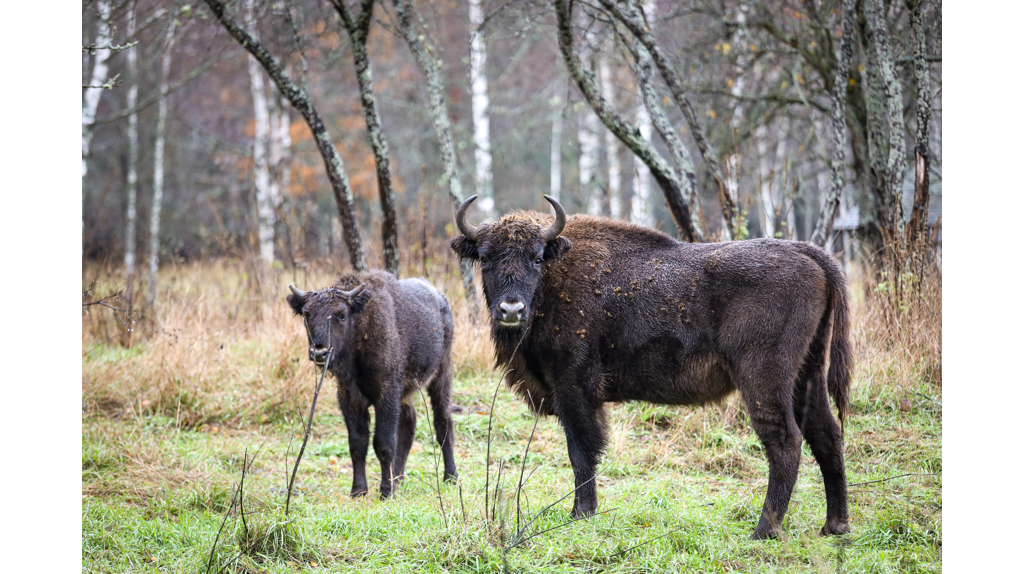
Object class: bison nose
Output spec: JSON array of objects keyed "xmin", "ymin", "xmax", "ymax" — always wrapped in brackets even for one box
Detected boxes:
[
  {"xmin": 498, "ymin": 301, "xmax": 525, "ymax": 323},
  {"xmin": 310, "ymin": 345, "xmax": 330, "ymax": 365}
]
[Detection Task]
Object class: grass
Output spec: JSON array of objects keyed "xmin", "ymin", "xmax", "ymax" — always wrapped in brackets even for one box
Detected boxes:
[{"xmin": 82, "ymin": 258, "xmax": 941, "ymax": 573}]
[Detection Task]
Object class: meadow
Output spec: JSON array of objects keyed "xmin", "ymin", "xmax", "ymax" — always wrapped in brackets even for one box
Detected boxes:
[{"xmin": 82, "ymin": 257, "xmax": 941, "ymax": 573}]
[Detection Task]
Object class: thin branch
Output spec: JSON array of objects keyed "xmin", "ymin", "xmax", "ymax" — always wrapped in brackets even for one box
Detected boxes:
[
  {"xmin": 849, "ymin": 472, "xmax": 936, "ymax": 487},
  {"xmin": 286, "ymin": 352, "xmax": 332, "ymax": 515}
]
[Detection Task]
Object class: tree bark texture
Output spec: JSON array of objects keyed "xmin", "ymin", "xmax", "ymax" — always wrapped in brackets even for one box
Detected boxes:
[
  {"xmin": 390, "ymin": 0, "xmax": 479, "ymax": 305},
  {"xmin": 555, "ymin": 0, "xmax": 698, "ymax": 242},
  {"xmin": 550, "ymin": 95, "xmax": 563, "ymax": 201},
  {"xmin": 246, "ymin": 0, "xmax": 275, "ymax": 266},
  {"xmin": 599, "ymin": 51, "xmax": 622, "ymax": 219},
  {"xmin": 124, "ymin": 4, "xmax": 139, "ymax": 296},
  {"xmin": 149, "ymin": 18, "xmax": 177, "ymax": 309},
  {"xmin": 333, "ymin": 0, "xmax": 400, "ymax": 276},
  {"xmin": 204, "ymin": 0, "xmax": 367, "ymax": 272},
  {"xmin": 468, "ymin": 0, "xmax": 496, "ymax": 219},
  {"xmin": 811, "ymin": 0, "xmax": 856, "ymax": 247},
  {"xmin": 598, "ymin": 0, "xmax": 737, "ymax": 240},
  {"xmin": 904, "ymin": 0, "xmax": 931, "ymax": 245},
  {"xmin": 82, "ymin": 0, "xmax": 112, "ymax": 179}
]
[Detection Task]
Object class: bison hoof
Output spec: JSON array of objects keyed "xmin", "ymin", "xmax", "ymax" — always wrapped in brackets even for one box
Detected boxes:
[
  {"xmin": 571, "ymin": 504, "xmax": 597, "ymax": 520},
  {"xmin": 820, "ymin": 518, "xmax": 851, "ymax": 536},
  {"xmin": 350, "ymin": 488, "xmax": 368, "ymax": 498},
  {"xmin": 751, "ymin": 526, "xmax": 780, "ymax": 541},
  {"xmin": 443, "ymin": 471, "xmax": 458, "ymax": 484}
]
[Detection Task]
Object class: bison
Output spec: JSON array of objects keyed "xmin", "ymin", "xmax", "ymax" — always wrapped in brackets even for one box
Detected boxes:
[
  {"xmin": 450, "ymin": 195, "xmax": 851, "ymax": 539},
  {"xmin": 286, "ymin": 270, "xmax": 457, "ymax": 499}
]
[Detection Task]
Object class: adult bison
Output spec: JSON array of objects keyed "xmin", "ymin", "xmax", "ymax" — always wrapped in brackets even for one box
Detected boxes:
[
  {"xmin": 450, "ymin": 195, "xmax": 851, "ymax": 539},
  {"xmin": 286, "ymin": 271, "xmax": 457, "ymax": 499}
]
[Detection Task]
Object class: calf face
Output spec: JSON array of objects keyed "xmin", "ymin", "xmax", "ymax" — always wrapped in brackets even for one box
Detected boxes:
[
  {"xmin": 450, "ymin": 194, "xmax": 572, "ymax": 333},
  {"xmin": 286, "ymin": 284, "xmax": 372, "ymax": 368}
]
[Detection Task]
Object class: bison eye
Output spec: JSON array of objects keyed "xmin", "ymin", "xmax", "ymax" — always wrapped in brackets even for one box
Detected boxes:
[
  {"xmin": 480, "ymin": 256, "xmax": 489, "ymax": 264},
  {"xmin": 534, "ymin": 257, "xmax": 543, "ymax": 265}
]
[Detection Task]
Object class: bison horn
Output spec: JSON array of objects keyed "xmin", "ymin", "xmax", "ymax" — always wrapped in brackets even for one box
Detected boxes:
[
  {"xmin": 455, "ymin": 195, "xmax": 480, "ymax": 240},
  {"xmin": 541, "ymin": 194, "xmax": 566, "ymax": 242},
  {"xmin": 289, "ymin": 284, "xmax": 307, "ymax": 298},
  {"xmin": 341, "ymin": 283, "xmax": 366, "ymax": 299}
]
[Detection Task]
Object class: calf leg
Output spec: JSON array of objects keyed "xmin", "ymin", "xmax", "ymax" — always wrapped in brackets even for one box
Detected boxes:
[
  {"xmin": 794, "ymin": 373, "xmax": 850, "ymax": 536},
  {"xmin": 373, "ymin": 389, "xmax": 402, "ymax": 499},
  {"xmin": 554, "ymin": 389, "xmax": 607, "ymax": 518},
  {"xmin": 428, "ymin": 363, "xmax": 458, "ymax": 483},
  {"xmin": 392, "ymin": 400, "xmax": 417, "ymax": 486},
  {"xmin": 339, "ymin": 402, "xmax": 371, "ymax": 498}
]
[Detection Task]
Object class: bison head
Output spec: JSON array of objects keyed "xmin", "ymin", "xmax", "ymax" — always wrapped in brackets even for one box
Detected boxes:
[
  {"xmin": 450, "ymin": 194, "xmax": 571, "ymax": 333},
  {"xmin": 286, "ymin": 283, "xmax": 372, "ymax": 368}
]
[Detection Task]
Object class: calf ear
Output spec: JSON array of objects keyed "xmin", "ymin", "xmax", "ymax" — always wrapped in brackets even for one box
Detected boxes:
[
  {"xmin": 450, "ymin": 235, "xmax": 479, "ymax": 261},
  {"xmin": 349, "ymin": 289, "xmax": 373, "ymax": 314},
  {"xmin": 543, "ymin": 236, "xmax": 572, "ymax": 262},
  {"xmin": 286, "ymin": 293, "xmax": 305, "ymax": 316}
]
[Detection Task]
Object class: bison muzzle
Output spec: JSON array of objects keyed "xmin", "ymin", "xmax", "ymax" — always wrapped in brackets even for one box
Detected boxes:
[
  {"xmin": 287, "ymin": 271, "xmax": 458, "ymax": 499},
  {"xmin": 450, "ymin": 195, "xmax": 852, "ymax": 540}
]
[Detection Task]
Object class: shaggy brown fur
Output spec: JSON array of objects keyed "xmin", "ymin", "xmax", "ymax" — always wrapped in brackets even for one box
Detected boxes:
[
  {"xmin": 452, "ymin": 201, "xmax": 851, "ymax": 540},
  {"xmin": 287, "ymin": 270, "xmax": 457, "ymax": 499}
]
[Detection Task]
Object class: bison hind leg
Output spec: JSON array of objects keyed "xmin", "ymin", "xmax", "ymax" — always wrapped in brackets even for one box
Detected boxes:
[
  {"xmin": 427, "ymin": 359, "xmax": 458, "ymax": 483},
  {"xmin": 793, "ymin": 368, "xmax": 850, "ymax": 537}
]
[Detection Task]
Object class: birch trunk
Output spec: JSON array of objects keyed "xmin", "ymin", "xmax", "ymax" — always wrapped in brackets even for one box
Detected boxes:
[
  {"xmin": 631, "ymin": 95, "xmax": 652, "ymax": 226},
  {"xmin": 905, "ymin": 0, "xmax": 931, "ymax": 245},
  {"xmin": 390, "ymin": 0, "xmax": 479, "ymax": 306},
  {"xmin": 550, "ymin": 95, "xmax": 563, "ymax": 201},
  {"xmin": 204, "ymin": 0, "xmax": 367, "ymax": 271},
  {"xmin": 599, "ymin": 53, "xmax": 622, "ymax": 219},
  {"xmin": 82, "ymin": 0, "xmax": 112, "ymax": 179},
  {"xmin": 269, "ymin": 85, "xmax": 291, "ymax": 211},
  {"xmin": 246, "ymin": 0, "xmax": 275, "ymax": 266},
  {"xmin": 599, "ymin": 0, "xmax": 738, "ymax": 239},
  {"xmin": 811, "ymin": 0, "xmax": 855, "ymax": 247},
  {"xmin": 580, "ymin": 31, "xmax": 603, "ymax": 216},
  {"xmin": 124, "ymin": 5, "xmax": 139, "ymax": 298},
  {"xmin": 148, "ymin": 19, "xmax": 177, "ymax": 309},
  {"xmin": 722, "ymin": 5, "xmax": 753, "ymax": 240},
  {"xmin": 334, "ymin": 0, "xmax": 400, "ymax": 275},
  {"xmin": 555, "ymin": 0, "xmax": 699, "ymax": 241},
  {"xmin": 468, "ymin": 0, "xmax": 496, "ymax": 219}
]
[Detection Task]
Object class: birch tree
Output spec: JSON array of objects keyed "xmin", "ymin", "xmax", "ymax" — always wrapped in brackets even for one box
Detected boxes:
[
  {"xmin": 599, "ymin": 52, "xmax": 622, "ymax": 219},
  {"xmin": 629, "ymin": 0, "xmax": 655, "ymax": 227},
  {"xmin": 148, "ymin": 17, "xmax": 177, "ymax": 309},
  {"xmin": 390, "ymin": 0, "xmax": 479, "ymax": 305},
  {"xmin": 468, "ymin": 0, "xmax": 496, "ymax": 220},
  {"xmin": 246, "ymin": 0, "xmax": 275, "ymax": 266},
  {"xmin": 204, "ymin": 0, "xmax": 367, "ymax": 272},
  {"xmin": 579, "ymin": 31, "xmax": 603, "ymax": 216},
  {"xmin": 124, "ymin": 3, "xmax": 139, "ymax": 299},
  {"xmin": 550, "ymin": 93, "xmax": 563, "ymax": 201},
  {"xmin": 332, "ymin": 0, "xmax": 400, "ymax": 276},
  {"xmin": 82, "ymin": 0, "xmax": 112, "ymax": 179}
]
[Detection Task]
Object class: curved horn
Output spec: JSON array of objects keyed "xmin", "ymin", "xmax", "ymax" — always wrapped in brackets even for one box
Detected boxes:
[
  {"xmin": 455, "ymin": 195, "xmax": 480, "ymax": 240},
  {"xmin": 341, "ymin": 283, "xmax": 366, "ymax": 299},
  {"xmin": 288, "ymin": 284, "xmax": 307, "ymax": 298},
  {"xmin": 541, "ymin": 194, "xmax": 567, "ymax": 241}
]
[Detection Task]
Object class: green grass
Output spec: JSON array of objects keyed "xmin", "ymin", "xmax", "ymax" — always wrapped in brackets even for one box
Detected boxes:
[{"xmin": 82, "ymin": 367, "xmax": 941, "ymax": 573}]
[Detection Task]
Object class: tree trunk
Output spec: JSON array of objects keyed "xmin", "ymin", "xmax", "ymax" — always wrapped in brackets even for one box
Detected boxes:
[
  {"xmin": 599, "ymin": 52, "xmax": 622, "ymax": 219},
  {"xmin": 82, "ymin": 0, "xmax": 112, "ymax": 180},
  {"xmin": 555, "ymin": 0, "xmax": 698, "ymax": 242},
  {"xmin": 333, "ymin": 0, "xmax": 400, "ymax": 276},
  {"xmin": 124, "ymin": 4, "xmax": 139, "ymax": 300},
  {"xmin": 811, "ymin": 0, "xmax": 855, "ymax": 247},
  {"xmin": 468, "ymin": 0, "xmax": 496, "ymax": 219},
  {"xmin": 390, "ymin": 0, "xmax": 479, "ymax": 307},
  {"xmin": 246, "ymin": 0, "xmax": 275, "ymax": 266},
  {"xmin": 550, "ymin": 93, "xmax": 563, "ymax": 201},
  {"xmin": 905, "ymin": 0, "xmax": 931, "ymax": 246},
  {"xmin": 204, "ymin": 0, "xmax": 367, "ymax": 272},
  {"xmin": 148, "ymin": 18, "xmax": 177, "ymax": 309},
  {"xmin": 631, "ymin": 0, "xmax": 653, "ymax": 229},
  {"xmin": 599, "ymin": 0, "xmax": 737, "ymax": 240},
  {"xmin": 580, "ymin": 30, "xmax": 603, "ymax": 216}
]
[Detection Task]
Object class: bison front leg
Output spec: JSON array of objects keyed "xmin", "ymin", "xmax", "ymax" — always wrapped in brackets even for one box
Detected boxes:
[
  {"xmin": 554, "ymin": 391, "xmax": 607, "ymax": 518},
  {"xmin": 373, "ymin": 385, "xmax": 403, "ymax": 499},
  {"xmin": 340, "ymin": 402, "xmax": 371, "ymax": 498}
]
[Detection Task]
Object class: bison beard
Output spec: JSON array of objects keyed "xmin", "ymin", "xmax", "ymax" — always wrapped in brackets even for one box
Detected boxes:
[
  {"xmin": 451, "ymin": 195, "xmax": 852, "ymax": 540},
  {"xmin": 287, "ymin": 271, "xmax": 457, "ymax": 499}
]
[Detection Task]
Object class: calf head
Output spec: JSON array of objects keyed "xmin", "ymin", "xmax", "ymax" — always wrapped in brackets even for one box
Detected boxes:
[
  {"xmin": 450, "ymin": 194, "xmax": 571, "ymax": 335},
  {"xmin": 286, "ymin": 283, "xmax": 372, "ymax": 368}
]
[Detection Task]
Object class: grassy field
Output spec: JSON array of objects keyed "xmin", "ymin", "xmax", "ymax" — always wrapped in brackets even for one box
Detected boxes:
[{"xmin": 82, "ymin": 259, "xmax": 941, "ymax": 573}]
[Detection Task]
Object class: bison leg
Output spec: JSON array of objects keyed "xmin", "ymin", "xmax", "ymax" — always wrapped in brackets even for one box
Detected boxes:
[
  {"xmin": 373, "ymin": 388, "xmax": 402, "ymax": 499},
  {"xmin": 392, "ymin": 400, "xmax": 417, "ymax": 485},
  {"xmin": 793, "ymin": 373, "xmax": 850, "ymax": 536},
  {"xmin": 428, "ymin": 364, "xmax": 458, "ymax": 483},
  {"xmin": 340, "ymin": 402, "xmax": 371, "ymax": 498},
  {"xmin": 554, "ymin": 391, "xmax": 607, "ymax": 519}
]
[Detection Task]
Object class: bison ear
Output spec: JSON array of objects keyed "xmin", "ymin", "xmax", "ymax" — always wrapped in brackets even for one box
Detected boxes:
[
  {"xmin": 349, "ymin": 289, "xmax": 372, "ymax": 314},
  {"xmin": 286, "ymin": 293, "xmax": 305, "ymax": 316},
  {"xmin": 543, "ymin": 236, "xmax": 572, "ymax": 262},
  {"xmin": 450, "ymin": 235, "xmax": 479, "ymax": 261}
]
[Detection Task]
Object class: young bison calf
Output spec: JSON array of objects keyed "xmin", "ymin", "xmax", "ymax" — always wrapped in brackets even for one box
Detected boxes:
[{"xmin": 287, "ymin": 270, "xmax": 457, "ymax": 498}]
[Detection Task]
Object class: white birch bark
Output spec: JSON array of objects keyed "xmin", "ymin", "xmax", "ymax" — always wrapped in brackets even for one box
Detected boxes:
[
  {"xmin": 721, "ymin": 5, "xmax": 752, "ymax": 240},
  {"xmin": 148, "ymin": 18, "xmax": 177, "ymax": 309},
  {"xmin": 124, "ymin": 5, "xmax": 139, "ymax": 292},
  {"xmin": 599, "ymin": 52, "xmax": 621, "ymax": 219},
  {"xmin": 630, "ymin": 0, "xmax": 655, "ymax": 227},
  {"xmin": 269, "ymin": 85, "xmax": 291, "ymax": 210},
  {"xmin": 755, "ymin": 125, "xmax": 775, "ymax": 238},
  {"xmin": 468, "ymin": 0, "xmax": 495, "ymax": 219},
  {"xmin": 82, "ymin": 0, "xmax": 112, "ymax": 179},
  {"xmin": 247, "ymin": 0, "xmax": 275, "ymax": 265},
  {"xmin": 579, "ymin": 31, "xmax": 602, "ymax": 215},
  {"xmin": 550, "ymin": 95, "xmax": 563, "ymax": 201}
]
